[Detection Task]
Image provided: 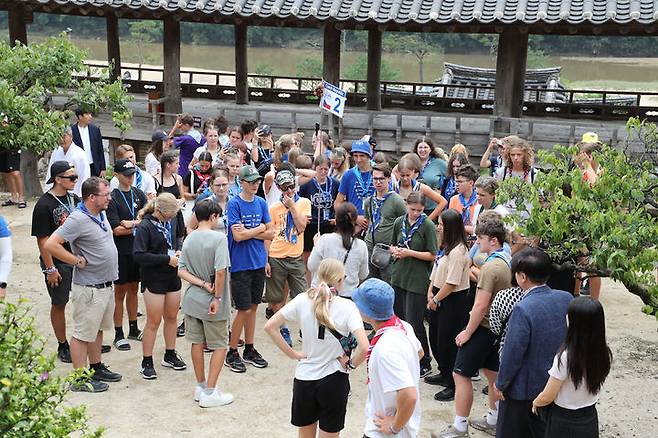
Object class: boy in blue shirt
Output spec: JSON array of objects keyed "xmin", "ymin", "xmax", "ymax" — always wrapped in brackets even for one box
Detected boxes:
[{"xmin": 335, "ymin": 140, "xmax": 374, "ymax": 234}]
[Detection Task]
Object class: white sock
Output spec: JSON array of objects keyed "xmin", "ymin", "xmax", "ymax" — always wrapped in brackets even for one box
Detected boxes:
[
  {"xmin": 453, "ymin": 416, "xmax": 468, "ymax": 432},
  {"xmin": 486, "ymin": 408, "xmax": 498, "ymax": 426},
  {"xmin": 196, "ymin": 381, "xmax": 207, "ymax": 389}
]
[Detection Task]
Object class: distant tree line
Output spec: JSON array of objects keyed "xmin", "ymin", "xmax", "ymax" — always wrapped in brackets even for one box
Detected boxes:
[{"xmin": 1, "ymin": 12, "xmax": 657, "ymax": 57}]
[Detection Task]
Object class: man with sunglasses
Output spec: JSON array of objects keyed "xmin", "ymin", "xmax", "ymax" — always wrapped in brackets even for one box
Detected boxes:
[
  {"xmin": 32, "ymin": 161, "xmax": 81, "ymax": 364},
  {"xmin": 45, "ymin": 127, "xmax": 91, "ymax": 197},
  {"xmin": 45, "ymin": 177, "xmax": 122, "ymax": 393},
  {"xmin": 263, "ymin": 168, "xmax": 311, "ymax": 346}
]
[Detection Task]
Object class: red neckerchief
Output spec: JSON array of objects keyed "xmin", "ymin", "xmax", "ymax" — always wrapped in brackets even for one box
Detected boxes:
[
  {"xmin": 366, "ymin": 315, "xmax": 406, "ymax": 383},
  {"xmin": 193, "ymin": 167, "xmax": 212, "ymax": 187}
]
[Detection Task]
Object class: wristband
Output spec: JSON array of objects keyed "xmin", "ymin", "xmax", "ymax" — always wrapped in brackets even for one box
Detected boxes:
[
  {"xmin": 43, "ymin": 266, "xmax": 58, "ymax": 275},
  {"xmin": 389, "ymin": 424, "xmax": 401, "ymax": 434},
  {"xmin": 213, "ymin": 296, "xmax": 222, "ymax": 301},
  {"xmin": 346, "ymin": 359, "xmax": 356, "ymax": 370}
]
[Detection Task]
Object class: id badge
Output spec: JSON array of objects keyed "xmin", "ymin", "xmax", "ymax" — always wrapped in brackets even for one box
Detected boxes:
[{"xmin": 167, "ymin": 249, "xmax": 176, "ymax": 257}]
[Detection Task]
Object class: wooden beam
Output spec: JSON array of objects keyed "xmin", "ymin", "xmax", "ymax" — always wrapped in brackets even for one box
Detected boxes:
[
  {"xmin": 234, "ymin": 22, "xmax": 249, "ymax": 105},
  {"xmin": 322, "ymin": 24, "xmax": 341, "ymax": 135},
  {"xmin": 106, "ymin": 13, "xmax": 121, "ymax": 82},
  {"xmin": 163, "ymin": 16, "xmax": 182, "ymax": 116},
  {"xmin": 494, "ymin": 28, "xmax": 528, "ymax": 131},
  {"xmin": 8, "ymin": 3, "xmax": 28, "ymax": 46},
  {"xmin": 367, "ymin": 28, "xmax": 382, "ymax": 111}
]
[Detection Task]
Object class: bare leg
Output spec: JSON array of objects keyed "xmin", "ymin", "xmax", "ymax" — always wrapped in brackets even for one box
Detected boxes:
[
  {"xmin": 207, "ymin": 348, "xmax": 227, "ymax": 388},
  {"xmin": 303, "ymin": 251, "xmax": 312, "ymax": 287},
  {"xmin": 589, "ymin": 277, "xmax": 601, "ymax": 300},
  {"xmin": 70, "ymin": 337, "xmax": 89, "ymax": 369},
  {"xmin": 125, "ymin": 282, "xmax": 139, "ymax": 320},
  {"xmin": 113, "ymin": 284, "xmax": 128, "ymax": 328},
  {"xmin": 230, "ymin": 309, "xmax": 249, "ymax": 349},
  {"xmin": 299, "ymin": 423, "xmax": 318, "ymax": 438},
  {"xmin": 11, "ymin": 171, "xmax": 24, "ymax": 202},
  {"xmin": 453, "ymin": 372, "xmax": 474, "ymax": 417},
  {"xmin": 142, "ymin": 290, "xmax": 164, "ymax": 357},
  {"xmin": 88, "ymin": 331, "xmax": 103, "ymax": 364},
  {"xmin": 2, "ymin": 174, "xmax": 16, "ymax": 202},
  {"xmin": 318, "ymin": 430, "xmax": 340, "ymax": 438},
  {"xmin": 482, "ymin": 368, "xmax": 499, "ymax": 410},
  {"xmin": 50, "ymin": 303, "xmax": 67, "ymax": 342},
  {"xmin": 163, "ymin": 291, "xmax": 181, "ymax": 349},
  {"xmin": 244, "ymin": 304, "xmax": 258, "ymax": 344},
  {"xmin": 191, "ymin": 343, "xmax": 206, "ymax": 383}
]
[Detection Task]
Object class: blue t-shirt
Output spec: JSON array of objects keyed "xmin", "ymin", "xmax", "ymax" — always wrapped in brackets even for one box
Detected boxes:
[
  {"xmin": 0, "ymin": 216, "xmax": 10, "ymax": 238},
  {"xmin": 227, "ymin": 195, "xmax": 271, "ymax": 272},
  {"xmin": 338, "ymin": 167, "xmax": 374, "ymax": 215},
  {"xmin": 298, "ymin": 177, "xmax": 339, "ymax": 225}
]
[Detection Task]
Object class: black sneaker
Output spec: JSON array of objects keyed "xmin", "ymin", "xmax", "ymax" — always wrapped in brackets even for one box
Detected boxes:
[
  {"xmin": 420, "ymin": 361, "xmax": 432, "ymax": 378},
  {"xmin": 57, "ymin": 344, "xmax": 72, "ymax": 363},
  {"xmin": 434, "ymin": 386, "xmax": 455, "ymax": 401},
  {"xmin": 265, "ymin": 307, "xmax": 274, "ymax": 319},
  {"xmin": 70, "ymin": 378, "xmax": 109, "ymax": 393},
  {"xmin": 101, "ymin": 344, "xmax": 111, "ymax": 354},
  {"xmin": 140, "ymin": 362, "xmax": 157, "ymax": 380},
  {"xmin": 91, "ymin": 363, "xmax": 122, "ymax": 382},
  {"xmin": 177, "ymin": 321, "xmax": 185, "ymax": 337},
  {"xmin": 424, "ymin": 373, "xmax": 451, "ymax": 387},
  {"xmin": 224, "ymin": 350, "xmax": 247, "ymax": 373},
  {"xmin": 243, "ymin": 347, "xmax": 268, "ymax": 368},
  {"xmin": 162, "ymin": 351, "xmax": 187, "ymax": 370}
]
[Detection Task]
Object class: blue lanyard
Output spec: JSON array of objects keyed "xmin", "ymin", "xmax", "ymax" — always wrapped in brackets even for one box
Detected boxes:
[
  {"xmin": 119, "ymin": 188, "xmax": 136, "ymax": 219},
  {"xmin": 459, "ymin": 190, "xmax": 478, "ymax": 226},
  {"xmin": 420, "ymin": 157, "xmax": 433, "ymax": 179},
  {"xmin": 281, "ymin": 194, "xmax": 301, "ymax": 243},
  {"xmin": 352, "ymin": 167, "xmax": 374, "ymax": 207},
  {"xmin": 50, "ymin": 192, "xmax": 74, "ymax": 213},
  {"xmin": 399, "ymin": 213, "xmax": 426, "ymax": 248},
  {"xmin": 312, "ymin": 177, "xmax": 333, "ymax": 197},
  {"xmin": 369, "ymin": 192, "xmax": 391, "ymax": 237},
  {"xmin": 77, "ymin": 202, "xmax": 108, "ymax": 232},
  {"xmin": 312, "ymin": 177, "xmax": 333, "ymax": 221}
]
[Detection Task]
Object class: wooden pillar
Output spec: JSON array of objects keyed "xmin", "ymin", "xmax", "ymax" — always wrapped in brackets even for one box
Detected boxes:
[
  {"xmin": 366, "ymin": 28, "xmax": 382, "ymax": 111},
  {"xmin": 322, "ymin": 25, "xmax": 341, "ymax": 134},
  {"xmin": 494, "ymin": 28, "xmax": 529, "ymax": 131},
  {"xmin": 8, "ymin": 4, "xmax": 28, "ymax": 46},
  {"xmin": 234, "ymin": 22, "xmax": 249, "ymax": 105},
  {"xmin": 106, "ymin": 13, "xmax": 121, "ymax": 82},
  {"xmin": 163, "ymin": 17, "xmax": 182, "ymax": 116}
]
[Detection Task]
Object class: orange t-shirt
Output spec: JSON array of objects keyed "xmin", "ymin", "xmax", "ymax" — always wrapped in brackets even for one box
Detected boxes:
[
  {"xmin": 449, "ymin": 193, "xmax": 480, "ymax": 227},
  {"xmin": 268, "ymin": 197, "xmax": 312, "ymax": 258}
]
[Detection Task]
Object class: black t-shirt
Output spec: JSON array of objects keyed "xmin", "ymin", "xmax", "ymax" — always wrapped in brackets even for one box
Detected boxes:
[
  {"xmin": 182, "ymin": 169, "xmax": 212, "ymax": 195},
  {"xmin": 107, "ymin": 187, "xmax": 148, "ymax": 254},
  {"xmin": 31, "ymin": 191, "xmax": 81, "ymax": 264},
  {"xmin": 254, "ymin": 145, "xmax": 273, "ymax": 199},
  {"xmin": 298, "ymin": 177, "xmax": 340, "ymax": 225}
]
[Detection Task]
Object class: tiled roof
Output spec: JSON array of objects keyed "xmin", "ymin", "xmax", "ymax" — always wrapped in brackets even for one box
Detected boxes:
[{"xmin": 24, "ymin": 0, "xmax": 658, "ymax": 25}]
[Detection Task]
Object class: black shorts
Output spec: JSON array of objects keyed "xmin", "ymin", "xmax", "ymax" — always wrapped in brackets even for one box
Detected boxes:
[
  {"xmin": 115, "ymin": 254, "xmax": 140, "ymax": 285},
  {"xmin": 40, "ymin": 258, "xmax": 73, "ymax": 306},
  {"xmin": 292, "ymin": 371, "xmax": 350, "ymax": 433},
  {"xmin": 230, "ymin": 268, "xmax": 265, "ymax": 311},
  {"xmin": 453, "ymin": 325, "xmax": 500, "ymax": 377},
  {"xmin": 141, "ymin": 275, "xmax": 181, "ymax": 294},
  {"xmin": 303, "ymin": 222, "xmax": 335, "ymax": 252},
  {"xmin": 0, "ymin": 150, "xmax": 20, "ymax": 173}
]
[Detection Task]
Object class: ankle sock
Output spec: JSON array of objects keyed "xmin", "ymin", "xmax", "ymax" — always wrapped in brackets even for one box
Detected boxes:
[
  {"xmin": 453, "ymin": 416, "xmax": 468, "ymax": 432},
  {"xmin": 244, "ymin": 344, "xmax": 254, "ymax": 352},
  {"xmin": 228, "ymin": 347, "xmax": 238, "ymax": 354},
  {"xmin": 128, "ymin": 320, "xmax": 139, "ymax": 334},
  {"xmin": 165, "ymin": 349, "xmax": 175, "ymax": 357},
  {"xmin": 89, "ymin": 362, "xmax": 101, "ymax": 371},
  {"xmin": 486, "ymin": 408, "xmax": 498, "ymax": 426},
  {"xmin": 114, "ymin": 326, "xmax": 124, "ymax": 341},
  {"xmin": 58, "ymin": 340, "xmax": 69, "ymax": 350},
  {"xmin": 142, "ymin": 355, "xmax": 153, "ymax": 366}
]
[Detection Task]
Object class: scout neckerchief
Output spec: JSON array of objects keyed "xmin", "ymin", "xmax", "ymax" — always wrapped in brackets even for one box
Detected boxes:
[
  {"xmin": 433, "ymin": 247, "xmax": 446, "ymax": 269},
  {"xmin": 366, "ymin": 315, "xmax": 406, "ymax": 383},
  {"xmin": 351, "ymin": 166, "xmax": 374, "ymax": 209},
  {"xmin": 312, "ymin": 176, "xmax": 333, "ymax": 222},
  {"xmin": 49, "ymin": 191, "xmax": 75, "ymax": 214},
  {"xmin": 228, "ymin": 176, "xmax": 241, "ymax": 199},
  {"xmin": 151, "ymin": 218, "xmax": 173, "ymax": 250},
  {"xmin": 135, "ymin": 168, "xmax": 143, "ymax": 190},
  {"xmin": 399, "ymin": 213, "xmax": 427, "ymax": 248},
  {"xmin": 256, "ymin": 145, "xmax": 273, "ymax": 173},
  {"xmin": 192, "ymin": 166, "xmax": 212, "ymax": 192},
  {"xmin": 444, "ymin": 177, "xmax": 456, "ymax": 199},
  {"xmin": 77, "ymin": 202, "xmax": 108, "ymax": 232},
  {"xmin": 394, "ymin": 178, "xmax": 420, "ymax": 194},
  {"xmin": 485, "ymin": 248, "xmax": 511, "ymax": 268},
  {"xmin": 459, "ymin": 190, "xmax": 478, "ymax": 226},
  {"xmin": 420, "ymin": 157, "xmax": 433, "ymax": 179},
  {"xmin": 281, "ymin": 194, "xmax": 301, "ymax": 244},
  {"xmin": 369, "ymin": 192, "xmax": 391, "ymax": 239}
]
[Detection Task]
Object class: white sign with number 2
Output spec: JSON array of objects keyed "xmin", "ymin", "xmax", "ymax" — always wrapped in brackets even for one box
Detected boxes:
[{"xmin": 320, "ymin": 81, "xmax": 347, "ymax": 119}]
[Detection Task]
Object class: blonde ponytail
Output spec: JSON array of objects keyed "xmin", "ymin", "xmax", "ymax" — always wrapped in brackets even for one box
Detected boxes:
[{"xmin": 306, "ymin": 259, "xmax": 345, "ymax": 331}]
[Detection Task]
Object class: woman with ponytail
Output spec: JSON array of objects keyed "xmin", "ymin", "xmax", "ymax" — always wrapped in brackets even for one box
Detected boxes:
[
  {"xmin": 308, "ymin": 202, "xmax": 368, "ymax": 297},
  {"xmin": 264, "ymin": 259, "xmax": 369, "ymax": 438}
]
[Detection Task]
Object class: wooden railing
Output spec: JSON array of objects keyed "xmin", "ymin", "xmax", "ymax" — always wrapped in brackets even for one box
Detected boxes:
[{"xmin": 77, "ymin": 62, "xmax": 658, "ymax": 122}]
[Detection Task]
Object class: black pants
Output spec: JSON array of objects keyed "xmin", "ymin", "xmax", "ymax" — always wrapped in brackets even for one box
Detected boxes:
[
  {"xmin": 393, "ymin": 287, "xmax": 430, "ymax": 360},
  {"xmin": 429, "ymin": 288, "xmax": 470, "ymax": 387},
  {"xmin": 496, "ymin": 398, "xmax": 546, "ymax": 438},
  {"xmin": 543, "ymin": 404, "xmax": 599, "ymax": 438}
]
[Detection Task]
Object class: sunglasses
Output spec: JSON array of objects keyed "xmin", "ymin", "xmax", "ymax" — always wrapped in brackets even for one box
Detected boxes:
[
  {"xmin": 280, "ymin": 184, "xmax": 295, "ymax": 192},
  {"xmin": 57, "ymin": 174, "xmax": 78, "ymax": 181}
]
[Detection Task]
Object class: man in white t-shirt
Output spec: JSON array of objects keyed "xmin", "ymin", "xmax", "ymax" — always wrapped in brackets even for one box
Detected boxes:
[
  {"xmin": 45, "ymin": 127, "xmax": 91, "ymax": 197},
  {"xmin": 352, "ymin": 278, "xmax": 423, "ymax": 438}
]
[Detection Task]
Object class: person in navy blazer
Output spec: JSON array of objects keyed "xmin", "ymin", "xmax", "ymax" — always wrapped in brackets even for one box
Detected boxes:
[
  {"xmin": 71, "ymin": 109, "xmax": 106, "ymax": 178},
  {"xmin": 493, "ymin": 247, "xmax": 573, "ymax": 438}
]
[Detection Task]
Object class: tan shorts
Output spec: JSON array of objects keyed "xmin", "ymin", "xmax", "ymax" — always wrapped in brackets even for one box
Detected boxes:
[
  {"xmin": 70, "ymin": 284, "xmax": 115, "ymax": 343},
  {"xmin": 264, "ymin": 256, "xmax": 307, "ymax": 304},
  {"xmin": 185, "ymin": 315, "xmax": 229, "ymax": 350}
]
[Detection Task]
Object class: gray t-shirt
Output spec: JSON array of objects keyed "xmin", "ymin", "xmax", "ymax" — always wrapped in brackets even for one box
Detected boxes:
[
  {"xmin": 180, "ymin": 230, "xmax": 231, "ymax": 321},
  {"xmin": 55, "ymin": 209, "xmax": 118, "ymax": 286}
]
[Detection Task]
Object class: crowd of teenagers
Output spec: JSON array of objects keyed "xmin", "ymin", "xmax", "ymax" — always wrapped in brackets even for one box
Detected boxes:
[{"xmin": 0, "ymin": 111, "xmax": 615, "ymax": 437}]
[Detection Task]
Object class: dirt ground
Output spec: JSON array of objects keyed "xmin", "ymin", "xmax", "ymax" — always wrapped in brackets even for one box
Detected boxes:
[{"xmin": 2, "ymin": 202, "xmax": 657, "ymax": 437}]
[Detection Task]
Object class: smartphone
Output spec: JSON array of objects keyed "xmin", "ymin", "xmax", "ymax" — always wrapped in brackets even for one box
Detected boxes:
[{"xmin": 315, "ymin": 122, "xmax": 320, "ymax": 135}]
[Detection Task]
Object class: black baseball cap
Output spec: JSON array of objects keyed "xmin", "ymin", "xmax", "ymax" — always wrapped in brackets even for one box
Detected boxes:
[
  {"xmin": 152, "ymin": 130, "xmax": 170, "ymax": 142},
  {"xmin": 114, "ymin": 159, "xmax": 137, "ymax": 176},
  {"xmin": 46, "ymin": 161, "xmax": 76, "ymax": 184}
]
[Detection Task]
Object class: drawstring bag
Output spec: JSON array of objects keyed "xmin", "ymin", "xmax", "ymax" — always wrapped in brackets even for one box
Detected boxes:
[{"xmin": 371, "ymin": 243, "xmax": 392, "ymax": 269}]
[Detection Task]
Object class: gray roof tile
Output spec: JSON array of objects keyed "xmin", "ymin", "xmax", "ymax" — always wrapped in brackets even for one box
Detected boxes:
[{"xmin": 18, "ymin": 0, "xmax": 658, "ymax": 24}]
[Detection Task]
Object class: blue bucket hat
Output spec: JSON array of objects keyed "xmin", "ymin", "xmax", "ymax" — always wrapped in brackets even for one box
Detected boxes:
[
  {"xmin": 352, "ymin": 278, "xmax": 394, "ymax": 321},
  {"xmin": 350, "ymin": 139, "xmax": 372, "ymax": 158}
]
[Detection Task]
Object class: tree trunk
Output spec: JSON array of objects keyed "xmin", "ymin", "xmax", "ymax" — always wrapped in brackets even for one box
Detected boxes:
[
  {"xmin": 418, "ymin": 58, "xmax": 424, "ymax": 83},
  {"xmin": 20, "ymin": 150, "xmax": 43, "ymax": 198}
]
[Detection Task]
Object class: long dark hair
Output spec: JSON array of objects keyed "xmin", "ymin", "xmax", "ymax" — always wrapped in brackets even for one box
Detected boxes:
[
  {"xmin": 440, "ymin": 209, "xmax": 468, "ymax": 255},
  {"xmin": 558, "ymin": 296, "xmax": 612, "ymax": 394},
  {"xmin": 335, "ymin": 202, "xmax": 357, "ymax": 251}
]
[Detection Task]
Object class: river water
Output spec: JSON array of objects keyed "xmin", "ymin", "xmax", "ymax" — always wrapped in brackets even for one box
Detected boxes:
[{"xmin": 34, "ymin": 37, "xmax": 658, "ymax": 91}]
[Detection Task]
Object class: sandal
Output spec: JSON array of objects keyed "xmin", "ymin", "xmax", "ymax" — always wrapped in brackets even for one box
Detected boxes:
[
  {"xmin": 1, "ymin": 199, "xmax": 16, "ymax": 207},
  {"xmin": 113, "ymin": 338, "xmax": 131, "ymax": 351},
  {"xmin": 127, "ymin": 330, "xmax": 143, "ymax": 341},
  {"xmin": 17, "ymin": 201, "xmax": 27, "ymax": 209}
]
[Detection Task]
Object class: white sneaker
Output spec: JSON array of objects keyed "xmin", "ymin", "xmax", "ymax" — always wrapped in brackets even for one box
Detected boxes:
[
  {"xmin": 194, "ymin": 385, "xmax": 205, "ymax": 402},
  {"xmin": 198, "ymin": 389, "xmax": 234, "ymax": 408}
]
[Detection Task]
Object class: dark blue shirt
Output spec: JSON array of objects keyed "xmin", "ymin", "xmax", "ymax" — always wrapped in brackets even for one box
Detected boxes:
[{"xmin": 298, "ymin": 177, "xmax": 339, "ymax": 225}]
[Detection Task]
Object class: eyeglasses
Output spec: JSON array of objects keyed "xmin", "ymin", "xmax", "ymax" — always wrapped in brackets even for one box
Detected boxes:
[
  {"xmin": 57, "ymin": 174, "xmax": 78, "ymax": 181},
  {"xmin": 373, "ymin": 177, "xmax": 388, "ymax": 182}
]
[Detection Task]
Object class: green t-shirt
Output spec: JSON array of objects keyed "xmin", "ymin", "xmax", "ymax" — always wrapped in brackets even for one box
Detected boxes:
[
  {"xmin": 389, "ymin": 215, "xmax": 438, "ymax": 295},
  {"xmin": 180, "ymin": 229, "xmax": 231, "ymax": 321},
  {"xmin": 364, "ymin": 192, "xmax": 407, "ymax": 252}
]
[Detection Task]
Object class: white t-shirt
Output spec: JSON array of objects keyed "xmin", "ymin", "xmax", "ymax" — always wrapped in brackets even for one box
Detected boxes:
[
  {"xmin": 77, "ymin": 125, "xmax": 93, "ymax": 164},
  {"xmin": 45, "ymin": 144, "xmax": 91, "ymax": 197},
  {"xmin": 307, "ymin": 233, "xmax": 369, "ymax": 297},
  {"xmin": 110, "ymin": 168, "xmax": 156, "ymax": 196},
  {"xmin": 145, "ymin": 152, "xmax": 160, "ymax": 177},
  {"xmin": 280, "ymin": 293, "xmax": 363, "ymax": 381},
  {"xmin": 364, "ymin": 321, "xmax": 422, "ymax": 438},
  {"xmin": 193, "ymin": 145, "xmax": 220, "ymax": 164},
  {"xmin": 549, "ymin": 350, "xmax": 599, "ymax": 410}
]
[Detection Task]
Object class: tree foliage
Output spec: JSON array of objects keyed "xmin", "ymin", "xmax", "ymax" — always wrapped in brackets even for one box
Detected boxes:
[
  {"xmin": 0, "ymin": 34, "xmax": 132, "ymax": 156},
  {"xmin": 0, "ymin": 300, "xmax": 103, "ymax": 437},
  {"xmin": 384, "ymin": 33, "xmax": 443, "ymax": 82},
  {"xmin": 343, "ymin": 55, "xmax": 400, "ymax": 82},
  {"xmin": 295, "ymin": 56, "xmax": 323, "ymax": 78},
  {"xmin": 497, "ymin": 139, "xmax": 658, "ymax": 317}
]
